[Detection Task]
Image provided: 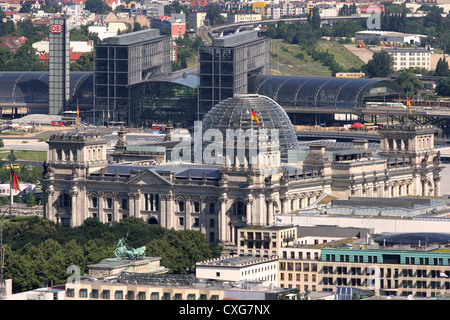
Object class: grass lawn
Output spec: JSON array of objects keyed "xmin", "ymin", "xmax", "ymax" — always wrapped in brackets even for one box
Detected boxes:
[
  {"xmin": 0, "ymin": 150, "xmax": 47, "ymax": 162},
  {"xmin": 271, "ymin": 39, "xmax": 332, "ymax": 77},
  {"xmin": 315, "ymin": 39, "xmax": 365, "ymax": 71},
  {"xmin": 270, "ymin": 38, "xmax": 365, "ymax": 77}
]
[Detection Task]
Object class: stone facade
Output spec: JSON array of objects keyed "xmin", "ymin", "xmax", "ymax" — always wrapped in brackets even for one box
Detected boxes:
[{"xmin": 41, "ymin": 124, "xmax": 442, "ymax": 246}]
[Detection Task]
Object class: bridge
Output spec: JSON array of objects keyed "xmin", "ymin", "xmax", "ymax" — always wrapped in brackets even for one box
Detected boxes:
[
  {"xmin": 199, "ymin": 13, "xmax": 427, "ymax": 44},
  {"xmin": 284, "ymin": 104, "xmax": 450, "ymax": 128}
]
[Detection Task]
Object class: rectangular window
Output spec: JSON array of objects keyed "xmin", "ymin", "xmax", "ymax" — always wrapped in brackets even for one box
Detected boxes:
[
  {"xmin": 178, "ymin": 201, "xmax": 185, "ymax": 212},
  {"xmin": 121, "ymin": 198, "xmax": 128, "ymax": 210},
  {"xmin": 127, "ymin": 291, "xmax": 134, "ymax": 300},
  {"xmin": 92, "ymin": 197, "xmax": 98, "ymax": 208},
  {"xmin": 106, "ymin": 197, "xmax": 113, "ymax": 209},
  {"xmin": 102, "ymin": 290, "xmax": 110, "ymax": 299},
  {"xmin": 115, "ymin": 291, "xmax": 123, "ymax": 299},
  {"xmin": 79, "ymin": 289, "xmax": 88, "ymax": 298},
  {"xmin": 194, "ymin": 201, "xmax": 200, "ymax": 213}
]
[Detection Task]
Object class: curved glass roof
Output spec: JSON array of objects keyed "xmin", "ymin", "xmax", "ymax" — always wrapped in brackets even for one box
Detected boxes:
[
  {"xmin": 248, "ymin": 75, "xmax": 404, "ymax": 110},
  {"xmin": 374, "ymin": 233, "xmax": 450, "ymax": 245},
  {"xmin": 202, "ymin": 93, "xmax": 299, "ymax": 161},
  {"xmin": 0, "ymin": 72, "xmax": 93, "ymax": 106}
]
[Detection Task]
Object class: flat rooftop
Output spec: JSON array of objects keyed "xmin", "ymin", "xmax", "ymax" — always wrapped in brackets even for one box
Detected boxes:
[
  {"xmin": 103, "ymin": 29, "xmax": 162, "ymax": 45},
  {"xmin": 197, "ymin": 255, "xmax": 277, "ymax": 267}
]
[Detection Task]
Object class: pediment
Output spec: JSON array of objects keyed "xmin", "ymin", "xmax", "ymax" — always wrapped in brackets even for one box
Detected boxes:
[{"xmin": 126, "ymin": 169, "xmax": 172, "ymax": 187}]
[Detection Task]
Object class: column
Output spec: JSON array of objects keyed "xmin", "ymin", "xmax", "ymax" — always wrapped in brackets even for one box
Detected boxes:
[
  {"xmin": 70, "ymin": 187, "xmax": 79, "ymax": 227},
  {"xmin": 219, "ymin": 194, "xmax": 228, "ymax": 244}
]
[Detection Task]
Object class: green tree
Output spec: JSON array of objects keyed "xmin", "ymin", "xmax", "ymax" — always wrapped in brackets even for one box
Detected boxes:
[
  {"xmin": 307, "ymin": 7, "xmax": 321, "ymax": 29},
  {"xmin": 85, "ymin": 0, "xmax": 111, "ymax": 14},
  {"xmin": 70, "ymin": 52, "xmax": 94, "ymax": 71},
  {"xmin": 26, "ymin": 193, "xmax": 36, "ymax": 207},
  {"xmin": 205, "ymin": 5, "xmax": 226, "ymax": 26},
  {"xmin": 364, "ymin": 51, "xmax": 393, "ymax": 77},
  {"xmin": 395, "ymin": 69, "xmax": 424, "ymax": 97},
  {"xmin": 19, "ymin": 2, "xmax": 32, "ymax": 13},
  {"xmin": 435, "ymin": 58, "xmax": 450, "ymax": 77},
  {"xmin": 0, "ymin": 48, "xmax": 13, "ymax": 65},
  {"xmin": 435, "ymin": 78, "xmax": 450, "ymax": 97}
]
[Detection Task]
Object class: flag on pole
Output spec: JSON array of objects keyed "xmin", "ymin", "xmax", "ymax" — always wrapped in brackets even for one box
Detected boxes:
[
  {"xmin": 407, "ymin": 97, "xmax": 412, "ymax": 114},
  {"xmin": 440, "ymin": 270, "xmax": 448, "ymax": 278},
  {"xmin": 77, "ymin": 103, "xmax": 80, "ymax": 125},
  {"xmin": 251, "ymin": 109, "xmax": 262, "ymax": 128},
  {"xmin": 10, "ymin": 164, "xmax": 20, "ymax": 192}
]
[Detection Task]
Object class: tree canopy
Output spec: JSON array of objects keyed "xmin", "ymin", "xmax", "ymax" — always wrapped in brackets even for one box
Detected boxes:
[
  {"xmin": 1, "ymin": 216, "xmax": 222, "ymax": 293},
  {"xmin": 364, "ymin": 51, "xmax": 394, "ymax": 78}
]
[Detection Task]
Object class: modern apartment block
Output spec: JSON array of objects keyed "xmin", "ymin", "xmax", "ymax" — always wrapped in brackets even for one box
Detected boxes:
[
  {"xmin": 198, "ymin": 30, "xmax": 271, "ymax": 117},
  {"xmin": 274, "ymin": 227, "xmax": 450, "ymax": 298},
  {"xmin": 319, "ymin": 246, "xmax": 450, "ymax": 298},
  {"xmin": 49, "ymin": 16, "xmax": 70, "ymax": 115},
  {"xmin": 383, "ymin": 47, "xmax": 431, "ymax": 71},
  {"xmin": 93, "ymin": 29, "xmax": 172, "ymax": 125}
]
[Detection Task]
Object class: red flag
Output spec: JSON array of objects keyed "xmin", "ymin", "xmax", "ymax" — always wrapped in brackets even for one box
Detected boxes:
[
  {"xmin": 440, "ymin": 270, "xmax": 448, "ymax": 278},
  {"xmin": 10, "ymin": 165, "xmax": 20, "ymax": 191},
  {"xmin": 251, "ymin": 109, "xmax": 262, "ymax": 128}
]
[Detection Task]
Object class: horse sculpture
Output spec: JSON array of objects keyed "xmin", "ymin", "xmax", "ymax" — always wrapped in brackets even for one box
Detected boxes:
[{"xmin": 114, "ymin": 238, "xmax": 146, "ymax": 260}]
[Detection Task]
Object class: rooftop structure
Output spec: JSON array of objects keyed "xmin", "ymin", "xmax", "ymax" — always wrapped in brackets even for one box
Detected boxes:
[
  {"xmin": 198, "ymin": 30, "xmax": 271, "ymax": 116},
  {"xmin": 202, "ymin": 93, "xmax": 299, "ymax": 161}
]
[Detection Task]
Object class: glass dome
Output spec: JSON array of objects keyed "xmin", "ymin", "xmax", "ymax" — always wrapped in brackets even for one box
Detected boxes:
[{"xmin": 202, "ymin": 93, "xmax": 299, "ymax": 161}]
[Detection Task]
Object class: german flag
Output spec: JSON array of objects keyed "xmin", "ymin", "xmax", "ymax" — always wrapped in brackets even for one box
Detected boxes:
[
  {"xmin": 251, "ymin": 109, "xmax": 262, "ymax": 128},
  {"xmin": 10, "ymin": 164, "xmax": 20, "ymax": 191}
]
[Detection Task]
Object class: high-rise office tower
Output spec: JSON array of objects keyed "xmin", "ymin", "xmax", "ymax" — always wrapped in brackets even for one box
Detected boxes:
[
  {"xmin": 198, "ymin": 30, "xmax": 271, "ymax": 118},
  {"xmin": 93, "ymin": 29, "xmax": 172, "ymax": 126},
  {"xmin": 49, "ymin": 16, "xmax": 70, "ymax": 115}
]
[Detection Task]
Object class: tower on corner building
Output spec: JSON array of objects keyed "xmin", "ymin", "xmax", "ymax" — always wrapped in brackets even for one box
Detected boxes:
[
  {"xmin": 378, "ymin": 124, "xmax": 442, "ymax": 197},
  {"xmin": 49, "ymin": 16, "xmax": 70, "ymax": 115},
  {"xmin": 43, "ymin": 132, "xmax": 108, "ymax": 227}
]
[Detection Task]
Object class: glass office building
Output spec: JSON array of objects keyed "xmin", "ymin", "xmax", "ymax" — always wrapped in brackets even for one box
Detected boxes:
[
  {"xmin": 94, "ymin": 29, "xmax": 172, "ymax": 126},
  {"xmin": 198, "ymin": 30, "xmax": 271, "ymax": 118}
]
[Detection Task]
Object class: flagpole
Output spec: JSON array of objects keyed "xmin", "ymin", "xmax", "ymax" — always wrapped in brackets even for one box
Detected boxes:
[{"xmin": 9, "ymin": 151, "xmax": 12, "ymax": 222}]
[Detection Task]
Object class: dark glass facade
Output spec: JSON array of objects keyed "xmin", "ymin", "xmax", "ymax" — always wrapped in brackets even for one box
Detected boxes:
[
  {"xmin": 198, "ymin": 31, "xmax": 271, "ymax": 117},
  {"xmin": 94, "ymin": 45, "xmax": 130, "ymax": 125},
  {"xmin": 93, "ymin": 29, "xmax": 172, "ymax": 126},
  {"xmin": 130, "ymin": 80, "xmax": 197, "ymax": 127}
]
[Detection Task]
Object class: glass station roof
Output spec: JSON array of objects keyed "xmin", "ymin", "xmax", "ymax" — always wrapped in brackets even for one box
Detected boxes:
[
  {"xmin": 0, "ymin": 72, "xmax": 93, "ymax": 105},
  {"xmin": 248, "ymin": 75, "xmax": 404, "ymax": 110}
]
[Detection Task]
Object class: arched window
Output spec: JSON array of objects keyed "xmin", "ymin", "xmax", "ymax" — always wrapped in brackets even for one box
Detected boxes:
[{"xmin": 148, "ymin": 217, "xmax": 158, "ymax": 225}]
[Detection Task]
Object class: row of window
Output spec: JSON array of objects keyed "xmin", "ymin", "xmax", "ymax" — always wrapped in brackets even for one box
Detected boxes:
[
  {"xmin": 66, "ymin": 288, "xmax": 219, "ymax": 300},
  {"xmin": 325, "ymin": 254, "xmax": 450, "ymax": 266}
]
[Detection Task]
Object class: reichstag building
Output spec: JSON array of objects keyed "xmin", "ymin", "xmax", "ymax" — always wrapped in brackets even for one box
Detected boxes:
[{"xmin": 41, "ymin": 93, "xmax": 442, "ymax": 247}]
